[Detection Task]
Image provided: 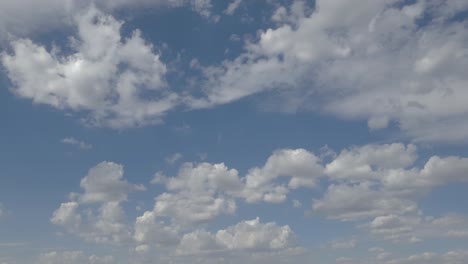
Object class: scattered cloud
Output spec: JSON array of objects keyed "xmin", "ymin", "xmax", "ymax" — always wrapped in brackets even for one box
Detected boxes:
[
  {"xmin": 189, "ymin": 0, "xmax": 468, "ymax": 143},
  {"xmin": 165, "ymin": 153, "xmax": 183, "ymax": 165},
  {"xmin": 51, "ymin": 162, "xmax": 145, "ymax": 244},
  {"xmin": 61, "ymin": 137, "xmax": 92, "ymax": 150},
  {"xmin": 224, "ymin": 0, "xmax": 242, "ymax": 16}
]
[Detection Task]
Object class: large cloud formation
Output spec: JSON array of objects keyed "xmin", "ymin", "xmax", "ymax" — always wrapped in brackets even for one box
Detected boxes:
[
  {"xmin": 2, "ymin": 0, "xmax": 468, "ymax": 143},
  {"xmin": 192, "ymin": 0, "xmax": 468, "ymax": 143},
  {"xmin": 47, "ymin": 143, "xmax": 468, "ymax": 263}
]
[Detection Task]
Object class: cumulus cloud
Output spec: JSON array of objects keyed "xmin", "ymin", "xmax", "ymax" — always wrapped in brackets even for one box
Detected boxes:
[
  {"xmin": 149, "ymin": 162, "xmax": 241, "ymax": 225},
  {"xmin": 61, "ymin": 137, "xmax": 92, "ymax": 150},
  {"xmin": 176, "ymin": 218, "xmax": 296, "ymax": 255},
  {"xmin": 312, "ymin": 143, "xmax": 468, "ymax": 242},
  {"xmin": 51, "ymin": 162, "xmax": 144, "ymax": 244},
  {"xmin": 190, "ymin": 0, "xmax": 468, "ymax": 143},
  {"xmin": 241, "ymin": 149, "xmax": 324, "ymax": 203},
  {"xmin": 2, "ymin": 6, "xmax": 176, "ymax": 128},
  {"xmin": 46, "ymin": 143, "xmax": 468, "ymax": 261}
]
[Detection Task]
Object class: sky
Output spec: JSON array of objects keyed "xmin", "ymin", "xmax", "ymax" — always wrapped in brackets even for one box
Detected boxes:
[{"xmin": 0, "ymin": 0, "xmax": 468, "ymax": 263}]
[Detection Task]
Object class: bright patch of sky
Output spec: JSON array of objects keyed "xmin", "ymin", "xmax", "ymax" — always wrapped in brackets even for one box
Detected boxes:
[{"xmin": 1, "ymin": 0, "xmax": 468, "ymax": 263}]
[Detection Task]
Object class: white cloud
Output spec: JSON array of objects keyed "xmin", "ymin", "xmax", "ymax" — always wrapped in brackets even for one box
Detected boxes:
[
  {"xmin": 61, "ymin": 137, "xmax": 92, "ymax": 150},
  {"xmin": 311, "ymin": 142, "xmax": 468, "ymax": 242},
  {"xmin": 78, "ymin": 162, "xmax": 145, "ymax": 204},
  {"xmin": 165, "ymin": 153, "xmax": 183, "ymax": 165},
  {"xmin": 51, "ymin": 162, "xmax": 144, "ymax": 244},
  {"xmin": 176, "ymin": 217, "xmax": 296, "ymax": 255},
  {"xmin": 154, "ymin": 192, "xmax": 236, "ymax": 224},
  {"xmin": 325, "ymin": 143, "xmax": 418, "ymax": 182},
  {"xmin": 190, "ymin": 0, "xmax": 468, "ymax": 143},
  {"xmin": 150, "ymin": 162, "xmax": 241, "ymax": 225},
  {"xmin": 1, "ymin": 6, "xmax": 176, "ymax": 128},
  {"xmin": 241, "ymin": 149, "xmax": 324, "ymax": 203},
  {"xmin": 224, "ymin": 0, "xmax": 242, "ymax": 16},
  {"xmin": 134, "ymin": 211, "xmax": 180, "ymax": 247}
]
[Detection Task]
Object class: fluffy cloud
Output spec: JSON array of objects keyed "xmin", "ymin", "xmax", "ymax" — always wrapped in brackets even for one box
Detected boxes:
[
  {"xmin": 312, "ymin": 143, "xmax": 468, "ymax": 242},
  {"xmin": 241, "ymin": 149, "xmax": 324, "ymax": 203},
  {"xmin": 190, "ymin": 0, "xmax": 468, "ymax": 143},
  {"xmin": 51, "ymin": 162, "xmax": 144, "ymax": 244},
  {"xmin": 78, "ymin": 162, "xmax": 145, "ymax": 204},
  {"xmin": 176, "ymin": 218, "xmax": 296, "ymax": 255},
  {"xmin": 151, "ymin": 162, "xmax": 241, "ymax": 225},
  {"xmin": 46, "ymin": 143, "xmax": 468, "ymax": 261},
  {"xmin": 148, "ymin": 149, "xmax": 323, "ymax": 227},
  {"xmin": 1, "ymin": 6, "xmax": 176, "ymax": 128}
]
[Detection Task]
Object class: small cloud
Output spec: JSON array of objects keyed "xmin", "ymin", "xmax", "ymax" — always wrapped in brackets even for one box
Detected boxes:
[
  {"xmin": 61, "ymin": 137, "xmax": 92, "ymax": 150},
  {"xmin": 292, "ymin": 199, "xmax": 302, "ymax": 208},
  {"xmin": 229, "ymin": 34, "xmax": 241, "ymax": 42},
  {"xmin": 151, "ymin": 171, "xmax": 167, "ymax": 185},
  {"xmin": 165, "ymin": 153, "xmax": 183, "ymax": 165},
  {"xmin": 224, "ymin": 0, "xmax": 242, "ymax": 15}
]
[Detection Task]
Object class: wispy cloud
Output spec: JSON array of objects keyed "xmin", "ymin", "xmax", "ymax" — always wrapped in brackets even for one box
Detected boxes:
[{"xmin": 61, "ymin": 137, "xmax": 92, "ymax": 150}]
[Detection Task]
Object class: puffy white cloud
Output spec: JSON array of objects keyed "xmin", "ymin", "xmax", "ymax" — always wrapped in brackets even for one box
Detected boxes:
[
  {"xmin": 154, "ymin": 192, "xmax": 236, "ymax": 224},
  {"xmin": 363, "ymin": 209, "xmax": 468, "ymax": 244},
  {"xmin": 312, "ymin": 183, "xmax": 418, "ymax": 221},
  {"xmin": 312, "ymin": 142, "xmax": 468, "ymax": 242},
  {"xmin": 242, "ymin": 149, "xmax": 323, "ymax": 203},
  {"xmin": 1, "ymin": 6, "xmax": 176, "ymax": 128},
  {"xmin": 134, "ymin": 211, "xmax": 180, "ymax": 247},
  {"xmin": 150, "ymin": 162, "xmax": 241, "ymax": 225},
  {"xmin": 61, "ymin": 137, "xmax": 92, "ymax": 150},
  {"xmin": 176, "ymin": 218, "xmax": 296, "ymax": 255},
  {"xmin": 325, "ymin": 143, "xmax": 418, "ymax": 182},
  {"xmin": 78, "ymin": 162, "xmax": 145, "ymax": 204},
  {"xmin": 191, "ymin": 0, "xmax": 468, "ymax": 143},
  {"xmin": 50, "ymin": 202, "xmax": 81, "ymax": 231},
  {"xmin": 51, "ymin": 162, "xmax": 144, "ymax": 244},
  {"xmin": 38, "ymin": 251, "xmax": 114, "ymax": 264}
]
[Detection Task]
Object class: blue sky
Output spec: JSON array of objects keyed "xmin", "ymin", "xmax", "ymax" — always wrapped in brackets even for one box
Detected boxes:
[{"xmin": 1, "ymin": 0, "xmax": 468, "ymax": 263}]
